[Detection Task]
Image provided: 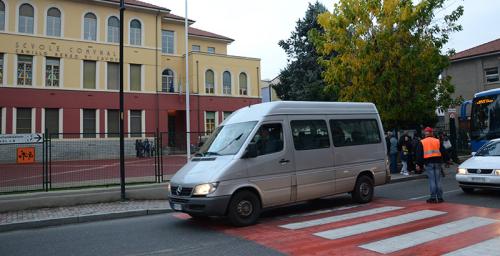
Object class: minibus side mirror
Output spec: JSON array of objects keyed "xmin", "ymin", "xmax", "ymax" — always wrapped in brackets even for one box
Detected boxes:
[{"xmin": 243, "ymin": 143, "xmax": 258, "ymax": 158}]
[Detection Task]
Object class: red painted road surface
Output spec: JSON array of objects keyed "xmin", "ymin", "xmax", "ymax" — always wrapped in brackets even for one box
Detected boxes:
[
  {"xmin": 0, "ymin": 156, "xmax": 186, "ymax": 189},
  {"xmin": 177, "ymin": 199, "xmax": 500, "ymax": 256}
]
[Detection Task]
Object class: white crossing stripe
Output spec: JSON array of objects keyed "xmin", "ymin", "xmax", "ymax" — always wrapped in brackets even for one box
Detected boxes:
[
  {"xmin": 280, "ymin": 206, "xmax": 403, "ymax": 230},
  {"xmin": 359, "ymin": 217, "xmax": 498, "ymax": 254},
  {"xmin": 443, "ymin": 236, "xmax": 500, "ymax": 256},
  {"xmin": 314, "ymin": 210, "xmax": 446, "ymax": 240}
]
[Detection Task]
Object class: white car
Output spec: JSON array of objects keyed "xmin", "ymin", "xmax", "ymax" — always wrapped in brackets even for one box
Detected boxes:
[{"xmin": 456, "ymin": 138, "xmax": 500, "ymax": 193}]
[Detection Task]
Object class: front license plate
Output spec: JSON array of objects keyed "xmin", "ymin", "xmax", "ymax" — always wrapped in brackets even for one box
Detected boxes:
[
  {"xmin": 471, "ymin": 177, "xmax": 485, "ymax": 182},
  {"xmin": 173, "ymin": 203, "xmax": 182, "ymax": 211}
]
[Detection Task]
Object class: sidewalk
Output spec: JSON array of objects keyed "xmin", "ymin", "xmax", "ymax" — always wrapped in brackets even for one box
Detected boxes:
[{"xmin": 0, "ymin": 164, "xmax": 460, "ymax": 233}]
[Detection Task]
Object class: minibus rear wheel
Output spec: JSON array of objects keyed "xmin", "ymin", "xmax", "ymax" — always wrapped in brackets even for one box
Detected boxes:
[
  {"xmin": 352, "ymin": 175, "xmax": 374, "ymax": 203},
  {"xmin": 228, "ymin": 190, "xmax": 261, "ymax": 227}
]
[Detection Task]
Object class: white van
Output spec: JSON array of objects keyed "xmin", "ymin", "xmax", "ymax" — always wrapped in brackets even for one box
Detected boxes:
[{"xmin": 168, "ymin": 101, "xmax": 389, "ymax": 226}]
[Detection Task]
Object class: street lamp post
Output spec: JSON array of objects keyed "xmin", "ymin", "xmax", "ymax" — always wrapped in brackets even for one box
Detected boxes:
[
  {"xmin": 119, "ymin": 0, "xmax": 126, "ymax": 200},
  {"xmin": 185, "ymin": 0, "xmax": 191, "ymax": 160}
]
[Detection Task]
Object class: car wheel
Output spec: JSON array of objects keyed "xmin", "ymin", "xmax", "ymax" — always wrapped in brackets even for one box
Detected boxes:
[
  {"xmin": 228, "ymin": 190, "xmax": 261, "ymax": 227},
  {"xmin": 461, "ymin": 187, "xmax": 475, "ymax": 194},
  {"xmin": 352, "ymin": 175, "xmax": 374, "ymax": 204}
]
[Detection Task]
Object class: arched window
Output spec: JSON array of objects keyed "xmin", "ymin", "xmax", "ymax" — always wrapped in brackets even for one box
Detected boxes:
[
  {"xmin": 223, "ymin": 71, "xmax": 231, "ymax": 95},
  {"xmin": 19, "ymin": 3, "xmax": 34, "ymax": 34},
  {"xmin": 83, "ymin": 12, "xmax": 97, "ymax": 41},
  {"xmin": 239, "ymin": 72, "xmax": 248, "ymax": 95},
  {"xmin": 46, "ymin": 7, "xmax": 61, "ymax": 37},
  {"xmin": 107, "ymin": 16, "xmax": 119, "ymax": 43},
  {"xmin": 205, "ymin": 70, "xmax": 214, "ymax": 94},
  {"xmin": 162, "ymin": 69, "xmax": 175, "ymax": 92},
  {"xmin": 0, "ymin": 1, "xmax": 5, "ymax": 31},
  {"xmin": 130, "ymin": 19, "xmax": 141, "ymax": 45}
]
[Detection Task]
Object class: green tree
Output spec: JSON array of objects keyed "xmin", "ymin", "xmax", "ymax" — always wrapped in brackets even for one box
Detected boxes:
[
  {"xmin": 274, "ymin": 2, "xmax": 337, "ymax": 101},
  {"xmin": 311, "ymin": 0, "xmax": 463, "ymax": 129}
]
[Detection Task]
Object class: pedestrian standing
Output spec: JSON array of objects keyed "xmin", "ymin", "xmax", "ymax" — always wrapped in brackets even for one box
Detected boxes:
[
  {"xmin": 144, "ymin": 138, "xmax": 151, "ymax": 157},
  {"xmin": 412, "ymin": 135, "xmax": 421, "ymax": 174},
  {"xmin": 389, "ymin": 132, "xmax": 399, "ymax": 174},
  {"xmin": 399, "ymin": 134, "xmax": 411, "ymax": 176},
  {"xmin": 135, "ymin": 139, "xmax": 141, "ymax": 158},
  {"xmin": 416, "ymin": 127, "xmax": 445, "ymax": 203}
]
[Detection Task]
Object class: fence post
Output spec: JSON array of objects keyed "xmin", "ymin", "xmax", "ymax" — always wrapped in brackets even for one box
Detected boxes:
[
  {"xmin": 160, "ymin": 132, "xmax": 164, "ymax": 182},
  {"xmin": 44, "ymin": 128, "xmax": 49, "ymax": 192}
]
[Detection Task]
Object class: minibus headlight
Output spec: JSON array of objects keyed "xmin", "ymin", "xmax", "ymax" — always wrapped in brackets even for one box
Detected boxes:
[
  {"xmin": 457, "ymin": 168, "xmax": 468, "ymax": 175},
  {"xmin": 494, "ymin": 170, "xmax": 500, "ymax": 176},
  {"xmin": 167, "ymin": 183, "xmax": 171, "ymax": 194},
  {"xmin": 193, "ymin": 183, "xmax": 218, "ymax": 196}
]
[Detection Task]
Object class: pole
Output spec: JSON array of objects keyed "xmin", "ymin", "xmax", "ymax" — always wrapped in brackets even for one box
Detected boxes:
[
  {"xmin": 185, "ymin": 0, "xmax": 191, "ymax": 159},
  {"xmin": 119, "ymin": 0, "xmax": 126, "ymax": 200}
]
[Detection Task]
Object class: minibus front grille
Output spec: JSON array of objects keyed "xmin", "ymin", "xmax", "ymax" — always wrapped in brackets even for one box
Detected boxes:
[{"xmin": 171, "ymin": 186, "xmax": 193, "ymax": 197}]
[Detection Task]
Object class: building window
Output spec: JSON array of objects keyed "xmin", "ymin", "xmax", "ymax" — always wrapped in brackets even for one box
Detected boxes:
[
  {"xmin": 107, "ymin": 62, "xmax": 119, "ymax": 90},
  {"xmin": 130, "ymin": 110, "xmax": 142, "ymax": 137},
  {"xmin": 239, "ymin": 72, "xmax": 248, "ymax": 95},
  {"xmin": 485, "ymin": 67, "xmax": 499, "ymax": 83},
  {"xmin": 192, "ymin": 45, "xmax": 200, "ymax": 52},
  {"xmin": 223, "ymin": 71, "xmax": 231, "ymax": 94},
  {"xmin": 205, "ymin": 111, "xmax": 216, "ymax": 134},
  {"xmin": 107, "ymin": 109, "xmax": 119, "ymax": 137},
  {"xmin": 205, "ymin": 69, "xmax": 214, "ymax": 94},
  {"xmin": 129, "ymin": 19, "xmax": 141, "ymax": 45},
  {"xmin": 83, "ymin": 12, "xmax": 97, "ymax": 41},
  {"xmin": 207, "ymin": 47, "xmax": 215, "ymax": 54},
  {"xmin": 46, "ymin": 7, "xmax": 61, "ymax": 37},
  {"xmin": 45, "ymin": 108, "xmax": 59, "ymax": 138},
  {"xmin": 223, "ymin": 111, "xmax": 232, "ymax": 120},
  {"xmin": 0, "ymin": 1, "xmax": 5, "ymax": 31},
  {"xmin": 0, "ymin": 53, "xmax": 4, "ymax": 85},
  {"xmin": 162, "ymin": 30, "xmax": 174, "ymax": 54},
  {"xmin": 19, "ymin": 3, "xmax": 34, "ymax": 34},
  {"xmin": 17, "ymin": 55, "xmax": 33, "ymax": 86},
  {"xmin": 45, "ymin": 57, "xmax": 60, "ymax": 87},
  {"xmin": 16, "ymin": 108, "xmax": 32, "ymax": 134},
  {"xmin": 130, "ymin": 64, "xmax": 141, "ymax": 91},
  {"xmin": 83, "ymin": 60, "xmax": 96, "ymax": 89},
  {"xmin": 107, "ymin": 16, "xmax": 119, "ymax": 43},
  {"xmin": 290, "ymin": 120, "xmax": 330, "ymax": 150},
  {"xmin": 162, "ymin": 69, "xmax": 174, "ymax": 92},
  {"xmin": 82, "ymin": 109, "xmax": 96, "ymax": 138}
]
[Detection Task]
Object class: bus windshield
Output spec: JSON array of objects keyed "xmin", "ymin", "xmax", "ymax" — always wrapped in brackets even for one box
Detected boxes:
[
  {"xmin": 197, "ymin": 121, "xmax": 257, "ymax": 156},
  {"xmin": 471, "ymin": 94, "xmax": 500, "ymax": 141}
]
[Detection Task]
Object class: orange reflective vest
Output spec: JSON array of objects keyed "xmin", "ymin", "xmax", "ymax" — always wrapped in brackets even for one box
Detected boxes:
[{"xmin": 421, "ymin": 137, "xmax": 442, "ymax": 159}]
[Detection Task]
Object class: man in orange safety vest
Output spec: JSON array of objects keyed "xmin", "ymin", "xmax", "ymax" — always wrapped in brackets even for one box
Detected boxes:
[{"xmin": 416, "ymin": 127, "xmax": 445, "ymax": 203}]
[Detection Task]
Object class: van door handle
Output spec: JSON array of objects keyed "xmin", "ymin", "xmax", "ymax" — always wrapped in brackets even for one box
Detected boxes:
[{"xmin": 279, "ymin": 159, "xmax": 290, "ymax": 164}]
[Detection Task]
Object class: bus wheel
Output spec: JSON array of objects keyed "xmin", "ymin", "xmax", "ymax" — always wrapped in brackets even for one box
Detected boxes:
[
  {"xmin": 352, "ymin": 175, "xmax": 374, "ymax": 203},
  {"xmin": 228, "ymin": 190, "xmax": 261, "ymax": 227}
]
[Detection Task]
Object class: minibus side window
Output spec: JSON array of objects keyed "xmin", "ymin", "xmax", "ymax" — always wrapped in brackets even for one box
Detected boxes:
[
  {"xmin": 290, "ymin": 120, "xmax": 330, "ymax": 150},
  {"xmin": 250, "ymin": 123, "xmax": 284, "ymax": 156},
  {"xmin": 329, "ymin": 119, "xmax": 381, "ymax": 147}
]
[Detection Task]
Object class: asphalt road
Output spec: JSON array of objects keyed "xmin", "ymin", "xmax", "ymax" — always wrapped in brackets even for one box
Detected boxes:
[{"xmin": 1, "ymin": 169, "xmax": 499, "ymax": 256}]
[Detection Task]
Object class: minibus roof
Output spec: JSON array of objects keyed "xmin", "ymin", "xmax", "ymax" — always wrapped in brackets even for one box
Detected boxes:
[{"xmin": 224, "ymin": 101, "xmax": 378, "ymax": 124}]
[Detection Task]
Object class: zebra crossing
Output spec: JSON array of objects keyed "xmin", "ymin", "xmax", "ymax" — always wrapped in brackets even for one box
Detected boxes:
[{"xmin": 215, "ymin": 199, "xmax": 500, "ymax": 255}]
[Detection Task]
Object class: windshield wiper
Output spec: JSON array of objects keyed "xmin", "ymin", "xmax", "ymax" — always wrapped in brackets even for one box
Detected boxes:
[
  {"xmin": 213, "ymin": 133, "xmax": 243, "ymax": 155},
  {"xmin": 204, "ymin": 151, "xmax": 221, "ymax": 156}
]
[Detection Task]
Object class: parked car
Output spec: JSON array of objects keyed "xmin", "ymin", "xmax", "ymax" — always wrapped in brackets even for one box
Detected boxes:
[
  {"xmin": 456, "ymin": 138, "xmax": 500, "ymax": 193},
  {"xmin": 168, "ymin": 101, "xmax": 389, "ymax": 226}
]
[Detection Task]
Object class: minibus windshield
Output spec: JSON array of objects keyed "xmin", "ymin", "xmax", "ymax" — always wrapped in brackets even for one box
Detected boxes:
[{"xmin": 197, "ymin": 121, "xmax": 257, "ymax": 156}]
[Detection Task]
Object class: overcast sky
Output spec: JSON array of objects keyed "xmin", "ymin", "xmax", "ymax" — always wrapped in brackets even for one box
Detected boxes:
[{"xmin": 142, "ymin": 0, "xmax": 500, "ymax": 80}]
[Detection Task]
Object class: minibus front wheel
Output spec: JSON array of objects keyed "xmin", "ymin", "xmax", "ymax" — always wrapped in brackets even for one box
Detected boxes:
[
  {"xmin": 228, "ymin": 190, "xmax": 261, "ymax": 227},
  {"xmin": 352, "ymin": 175, "xmax": 374, "ymax": 203}
]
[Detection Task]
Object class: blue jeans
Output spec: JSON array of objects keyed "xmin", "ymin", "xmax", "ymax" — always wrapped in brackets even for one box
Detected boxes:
[
  {"xmin": 390, "ymin": 153, "xmax": 398, "ymax": 173},
  {"xmin": 425, "ymin": 163, "xmax": 443, "ymax": 200}
]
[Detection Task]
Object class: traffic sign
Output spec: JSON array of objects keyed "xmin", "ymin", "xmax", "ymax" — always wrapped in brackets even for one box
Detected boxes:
[{"xmin": 0, "ymin": 134, "xmax": 43, "ymax": 145}]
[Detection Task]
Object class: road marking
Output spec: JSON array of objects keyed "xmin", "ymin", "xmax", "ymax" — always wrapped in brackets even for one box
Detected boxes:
[
  {"xmin": 359, "ymin": 216, "xmax": 498, "ymax": 254},
  {"xmin": 314, "ymin": 210, "xmax": 446, "ymax": 240},
  {"xmin": 409, "ymin": 189, "xmax": 462, "ymax": 200},
  {"xmin": 282, "ymin": 205, "xmax": 361, "ymax": 219},
  {"xmin": 280, "ymin": 206, "xmax": 403, "ymax": 230},
  {"xmin": 443, "ymin": 236, "xmax": 500, "ymax": 256}
]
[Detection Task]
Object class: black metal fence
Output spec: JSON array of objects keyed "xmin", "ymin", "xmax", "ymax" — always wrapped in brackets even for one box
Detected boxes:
[{"xmin": 0, "ymin": 131, "xmax": 212, "ymax": 194}]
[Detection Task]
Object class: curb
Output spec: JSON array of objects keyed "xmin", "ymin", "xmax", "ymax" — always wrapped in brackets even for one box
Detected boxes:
[
  {"xmin": 0, "ymin": 208, "xmax": 173, "ymax": 233},
  {"xmin": 389, "ymin": 174, "xmax": 427, "ymax": 184}
]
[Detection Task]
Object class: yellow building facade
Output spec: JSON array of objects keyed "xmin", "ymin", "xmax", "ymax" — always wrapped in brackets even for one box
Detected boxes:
[{"xmin": 0, "ymin": 0, "xmax": 261, "ymax": 144}]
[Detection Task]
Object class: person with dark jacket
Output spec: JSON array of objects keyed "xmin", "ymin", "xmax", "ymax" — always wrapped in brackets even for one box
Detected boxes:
[{"xmin": 416, "ymin": 127, "xmax": 446, "ymax": 203}]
